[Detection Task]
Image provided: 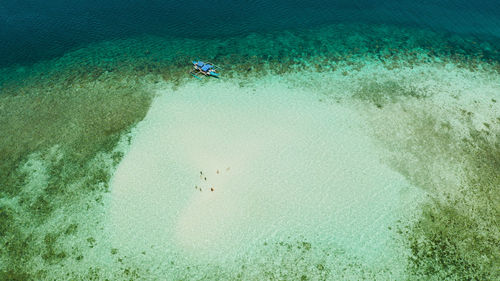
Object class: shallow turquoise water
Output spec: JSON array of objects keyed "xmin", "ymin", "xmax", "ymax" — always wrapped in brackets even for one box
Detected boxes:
[
  {"xmin": 109, "ymin": 80, "xmax": 422, "ymax": 275},
  {"xmin": 0, "ymin": 8, "xmax": 499, "ymax": 281}
]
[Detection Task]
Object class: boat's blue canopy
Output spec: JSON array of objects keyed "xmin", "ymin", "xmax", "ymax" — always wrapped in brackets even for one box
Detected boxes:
[
  {"xmin": 194, "ymin": 61, "xmax": 205, "ymax": 67},
  {"xmin": 201, "ymin": 64, "xmax": 213, "ymax": 71}
]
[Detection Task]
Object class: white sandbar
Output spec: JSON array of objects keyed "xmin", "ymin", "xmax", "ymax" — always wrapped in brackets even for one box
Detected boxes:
[{"xmin": 108, "ymin": 77, "xmax": 420, "ymax": 268}]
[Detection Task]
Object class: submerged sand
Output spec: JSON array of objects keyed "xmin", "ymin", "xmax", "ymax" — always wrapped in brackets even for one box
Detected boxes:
[{"xmin": 108, "ymin": 76, "xmax": 424, "ymax": 274}]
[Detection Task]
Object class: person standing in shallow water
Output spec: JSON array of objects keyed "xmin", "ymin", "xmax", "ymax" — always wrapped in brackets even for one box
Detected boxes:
[{"xmin": 194, "ymin": 169, "xmax": 227, "ymax": 192}]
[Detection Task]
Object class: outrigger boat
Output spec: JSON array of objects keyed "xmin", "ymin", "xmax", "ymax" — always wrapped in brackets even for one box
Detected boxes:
[{"xmin": 190, "ymin": 60, "xmax": 221, "ymax": 79}]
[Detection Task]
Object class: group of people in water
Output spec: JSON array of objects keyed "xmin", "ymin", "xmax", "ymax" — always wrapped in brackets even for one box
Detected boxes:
[{"xmin": 194, "ymin": 167, "xmax": 230, "ymax": 192}]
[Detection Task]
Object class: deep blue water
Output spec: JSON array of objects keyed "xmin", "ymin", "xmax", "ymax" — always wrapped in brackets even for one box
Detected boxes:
[{"xmin": 1, "ymin": 0, "xmax": 499, "ymax": 67}]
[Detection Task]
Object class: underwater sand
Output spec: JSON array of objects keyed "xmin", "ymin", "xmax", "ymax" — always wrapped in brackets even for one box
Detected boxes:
[{"xmin": 109, "ymin": 77, "xmax": 423, "ymax": 272}]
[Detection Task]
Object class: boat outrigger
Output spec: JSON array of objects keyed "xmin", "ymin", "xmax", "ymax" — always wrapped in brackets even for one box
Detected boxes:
[{"xmin": 190, "ymin": 60, "xmax": 221, "ymax": 79}]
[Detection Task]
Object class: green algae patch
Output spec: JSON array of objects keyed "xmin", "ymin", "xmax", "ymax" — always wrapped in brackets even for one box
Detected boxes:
[
  {"xmin": 404, "ymin": 128, "xmax": 500, "ymax": 280},
  {"xmin": 356, "ymin": 77, "xmax": 500, "ymax": 280},
  {"xmin": 353, "ymin": 80, "xmax": 432, "ymax": 108},
  {"xmin": 0, "ymin": 57, "xmax": 155, "ymax": 278}
]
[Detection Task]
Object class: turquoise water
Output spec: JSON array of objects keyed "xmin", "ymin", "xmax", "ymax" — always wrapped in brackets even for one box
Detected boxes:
[
  {"xmin": 1, "ymin": 3, "xmax": 500, "ymax": 281},
  {"xmin": 2, "ymin": 0, "xmax": 500, "ymax": 67}
]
